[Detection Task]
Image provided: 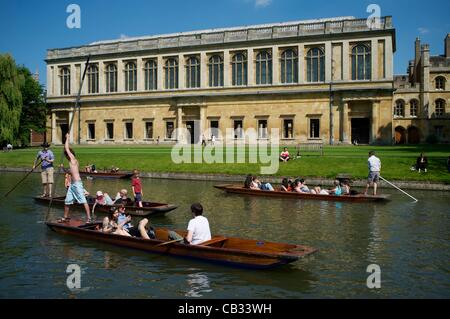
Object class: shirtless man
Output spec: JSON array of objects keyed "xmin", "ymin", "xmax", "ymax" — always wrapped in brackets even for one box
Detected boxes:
[{"xmin": 61, "ymin": 133, "xmax": 91, "ymax": 223}]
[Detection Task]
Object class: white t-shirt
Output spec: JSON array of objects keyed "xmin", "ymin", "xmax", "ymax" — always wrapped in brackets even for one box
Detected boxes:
[
  {"xmin": 187, "ymin": 215, "xmax": 212, "ymax": 245},
  {"xmin": 368, "ymin": 155, "xmax": 381, "ymax": 172}
]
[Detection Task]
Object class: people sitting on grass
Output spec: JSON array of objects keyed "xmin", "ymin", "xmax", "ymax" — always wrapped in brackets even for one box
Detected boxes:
[
  {"xmin": 280, "ymin": 148, "xmax": 291, "ymax": 162},
  {"xmin": 416, "ymin": 153, "xmax": 428, "ymax": 173}
]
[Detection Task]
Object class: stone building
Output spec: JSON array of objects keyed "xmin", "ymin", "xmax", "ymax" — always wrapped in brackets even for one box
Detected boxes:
[
  {"xmin": 46, "ymin": 16, "xmax": 396, "ymax": 145},
  {"xmin": 393, "ymin": 35, "xmax": 450, "ymax": 144}
]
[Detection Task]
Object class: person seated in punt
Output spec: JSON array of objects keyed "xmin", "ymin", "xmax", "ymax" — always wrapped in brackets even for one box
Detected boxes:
[
  {"xmin": 328, "ymin": 180, "xmax": 343, "ymax": 196},
  {"xmin": 110, "ymin": 166, "xmax": 120, "ymax": 173},
  {"xmin": 92, "ymin": 191, "xmax": 113, "ymax": 215},
  {"xmin": 114, "ymin": 189, "xmax": 132, "ymax": 205},
  {"xmin": 297, "ymin": 178, "xmax": 310, "ymax": 193},
  {"xmin": 252, "ymin": 176, "xmax": 274, "ymax": 191},
  {"xmin": 310, "ymin": 185, "xmax": 329, "ymax": 195},
  {"xmin": 280, "ymin": 178, "xmax": 293, "ymax": 192},
  {"xmin": 244, "ymin": 174, "xmax": 253, "ymax": 189},
  {"xmin": 85, "ymin": 164, "xmax": 98, "ymax": 173},
  {"xmin": 279, "ymin": 148, "xmax": 291, "ymax": 162},
  {"xmin": 185, "ymin": 203, "xmax": 211, "ymax": 245},
  {"xmin": 135, "ymin": 218, "xmax": 156, "ymax": 239},
  {"xmin": 340, "ymin": 180, "xmax": 351, "ymax": 195}
]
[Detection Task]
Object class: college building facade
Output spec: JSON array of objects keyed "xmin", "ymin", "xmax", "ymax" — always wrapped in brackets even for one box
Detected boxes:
[{"xmin": 46, "ymin": 16, "xmax": 397, "ymax": 145}]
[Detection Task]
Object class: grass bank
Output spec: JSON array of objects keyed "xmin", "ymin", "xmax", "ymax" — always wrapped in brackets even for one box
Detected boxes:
[{"xmin": 1, "ymin": 145, "xmax": 449, "ymax": 184}]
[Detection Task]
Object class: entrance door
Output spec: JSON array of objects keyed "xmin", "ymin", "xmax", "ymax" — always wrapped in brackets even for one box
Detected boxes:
[
  {"xmin": 351, "ymin": 118, "xmax": 370, "ymax": 144},
  {"xmin": 60, "ymin": 124, "xmax": 69, "ymax": 144},
  {"xmin": 186, "ymin": 121, "xmax": 196, "ymax": 144}
]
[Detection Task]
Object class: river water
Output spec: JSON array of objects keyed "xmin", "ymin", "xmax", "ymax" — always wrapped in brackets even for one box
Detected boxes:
[{"xmin": 0, "ymin": 172, "xmax": 448, "ymax": 298}]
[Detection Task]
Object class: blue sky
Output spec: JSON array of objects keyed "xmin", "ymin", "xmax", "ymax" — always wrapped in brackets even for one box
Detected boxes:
[{"xmin": 1, "ymin": 0, "xmax": 449, "ymax": 86}]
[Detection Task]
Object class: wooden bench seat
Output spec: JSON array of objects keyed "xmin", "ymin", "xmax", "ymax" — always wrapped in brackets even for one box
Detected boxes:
[{"xmin": 200, "ymin": 236, "xmax": 228, "ymax": 247}]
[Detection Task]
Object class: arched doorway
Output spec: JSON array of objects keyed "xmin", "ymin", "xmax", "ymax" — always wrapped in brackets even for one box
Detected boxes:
[
  {"xmin": 407, "ymin": 126, "xmax": 421, "ymax": 144},
  {"xmin": 395, "ymin": 126, "xmax": 406, "ymax": 144}
]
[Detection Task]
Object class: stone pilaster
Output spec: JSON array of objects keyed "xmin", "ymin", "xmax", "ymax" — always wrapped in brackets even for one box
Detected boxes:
[
  {"xmin": 223, "ymin": 50, "xmax": 230, "ymax": 87},
  {"xmin": 342, "ymin": 41, "xmax": 350, "ymax": 81},
  {"xmin": 247, "ymin": 49, "xmax": 255, "ymax": 86},
  {"xmin": 298, "ymin": 44, "xmax": 305, "ymax": 84},
  {"xmin": 272, "ymin": 46, "xmax": 279, "ymax": 84},
  {"xmin": 371, "ymin": 39, "xmax": 379, "ymax": 81}
]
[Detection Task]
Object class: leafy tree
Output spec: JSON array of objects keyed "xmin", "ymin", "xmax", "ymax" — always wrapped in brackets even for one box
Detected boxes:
[
  {"xmin": 17, "ymin": 66, "xmax": 47, "ymax": 146},
  {"xmin": 0, "ymin": 54, "xmax": 23, "ymax": 146}
]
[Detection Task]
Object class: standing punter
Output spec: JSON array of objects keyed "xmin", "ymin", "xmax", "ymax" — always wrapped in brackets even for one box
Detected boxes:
[
  {"xmin": 364, "ymin": 151, "xmax": 381, "ymax": 196},
  {"xmin": 60, "ymin": 133, "xmax": 91, "ymax": 223},
  {"xmin": 33, "ymin": 142, "xmax": 55, "ymax": 197}
]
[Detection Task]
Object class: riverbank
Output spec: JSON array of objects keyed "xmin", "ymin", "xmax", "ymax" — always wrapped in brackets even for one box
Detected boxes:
[{"xmin": 2, "ymin": 167, "xmax": 450, "ymax": 191}]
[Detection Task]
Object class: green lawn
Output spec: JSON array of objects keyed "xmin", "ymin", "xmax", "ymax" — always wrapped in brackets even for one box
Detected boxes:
[{"xmin": 1, "ymin": 144, "xmax": 450, "ymax": 183}]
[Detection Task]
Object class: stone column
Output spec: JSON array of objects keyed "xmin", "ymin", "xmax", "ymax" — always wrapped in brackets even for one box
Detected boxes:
[
  {"xmin": 298, "ymin": 44, "xmax": 305, "ymax": 84},
  {"xmin": 137, "ymin": 58, "xmax": 144, "ymax": 91},
  {"xmin": 157, "ymin": 56, "xmax": 164, "ymax": 90},
  {"xmin": 342, "ymin": 41, "xmax": 350, "ymax": 81},
  {"xmin": 272, "ymin": 46, "xmax": 279, "ymax": 84},
  {"xmin": 51, "ymin": 112, "xmax": 57, "ymax": 144},
  {"xmin": 99, "ymin": 62, "xmax": 105, "ymax": 94},
  {"xmin": 47, "ymin": 66, "xmax": 53, "ymax": 96},
  {"xmin": 117, "ymin": 59, "xmax": 124, "ymax": 92},
  {"xmin": 247, "ymin": 48, "xmax": 255, "ymax": 86},
  {"xmin": 178, "ymin": 55, "xmax": 185, "ymax": 89},
  {"xmin": 341, "ymin": 101, "xmax": 349, "ymax": 143},
  {"xmin": 385, "ymin": 38, "xmax": 393, "ymax": 80},
  {"xmin": 223, "ymin": 50, "xmax": 230, "ymax": 87},
  {"xmin": 200, "ymin": 52, "xmax": 208, "ymax": 88},
  {"xmin": 325, "ymin": 42, "xmax": 332, "ymax": 82},
  {"xmin": 371, "ymin": 39, "xmax": 379, "ymax": 81},
  {"xmin": 371, "ymin": 100, "xmax": 380, "ymax": 143}
]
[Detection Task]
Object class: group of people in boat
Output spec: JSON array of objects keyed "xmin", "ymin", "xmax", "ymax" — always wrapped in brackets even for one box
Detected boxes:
[
  {"xmin": 244, "ymin": 174, "xmax": 352, "ymax": 196},
  {"xmin": 85, "ymin": 164, "xmax": 120, "ymax": 173},
  {"xmin": 101, "ymin": 203, "xmax": 211, "ymax": 245}
]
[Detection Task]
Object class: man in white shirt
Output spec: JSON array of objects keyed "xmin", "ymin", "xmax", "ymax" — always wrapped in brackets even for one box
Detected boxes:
[
  {"xmin": 365, "ymin": 151, "xmax": 381, "ymax": 196},
  {"xmin": 186, "ymin": 203, "xmax": 211, "ymax": 245}
]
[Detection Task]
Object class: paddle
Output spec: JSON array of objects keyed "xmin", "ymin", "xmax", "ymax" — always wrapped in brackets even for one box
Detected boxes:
[
  {"xmin": 155, "ymin": 238, "xmax": 184, "ymax": 247},
  {"xmin": 4, "ymin": 159, "xmax": 43, "ymax": 198}
]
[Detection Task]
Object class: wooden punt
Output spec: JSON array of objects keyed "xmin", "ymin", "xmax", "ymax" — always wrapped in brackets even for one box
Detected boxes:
[
  {"xmin": 214, "ymin": 184, "xmax": 390, "ymax": 203},
  {"xmin": 45, "ymin": 219, "xmax": 317, "ymax": 269},
  {"xmin": 34, "ymin": 196, "xmax": 178, "ymax": 217},
  {"xmin": 79, "ymin": 172, "xmax": 133, "ymax": 179}
]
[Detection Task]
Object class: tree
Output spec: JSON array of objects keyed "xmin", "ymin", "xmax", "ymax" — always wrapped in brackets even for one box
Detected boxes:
[
  {"xmin": 17, "ymin": 66, "xmax": 47, "ymax": 146},
  {"xmin": 0, "ymin": 54, "xmax": 23, "ymax": 146}
]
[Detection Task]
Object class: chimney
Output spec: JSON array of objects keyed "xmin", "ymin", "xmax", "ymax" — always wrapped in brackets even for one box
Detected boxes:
[
  {"xmin": 415, "ymin": 37, "xmax": 421, "ymax": 66},
  {"xmin": 445, "ymin": 34, "xmax": 450, "ymax": 58}
]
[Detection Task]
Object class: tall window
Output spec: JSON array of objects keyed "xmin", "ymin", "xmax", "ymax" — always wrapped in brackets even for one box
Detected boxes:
[
  {"xmin": 87, "ymin": 123, "xmax": 95, "ymax": 140},
  {"xmin": 232, "ymin": 53, "xmax": 247, "ymax": 86},
  {"xmin": 435, "ymin": 99, "xmax": 446, "ymax": 117},
  {"xmin": 164, "ymin": 58, "xmax": 178, "ymax": 89},
  {"xmin": 60, "ymin": 67, "xmax": 71, "ymax": 95},
  {"xmin": 435, "ymin": 76, "xmax": 446, "ymax": 90},
  {"xmin": 352, "ymin": 44, "xmax": 371, "ymax": 80},
  {"xmin": 145, "ymin": 122, "xmax": 153, "ymax": 139},
  {"xmin": 283, "ymin": 119, "xmax": 294, "ymax": 139},
  {"xmin": 105, "ymin": 64, "xmax": 117, "ymax": 93},
  {"xmin": 166, "ymin": 121, "xmax": 175, "ymax": 139},
  {"xmin": 87, "ymin": 65, "xmax": 99, "ymax": 94},
  {"xmin": 281, "ymin": 49, "xmax": 298, "ymax": 84},
  {"xmin": 124, "ymin": 122, "xmax": 133, "ymax": 139},
  {"xmin": 125, "ymin": 62, "xmax": 137, "ymax": 92},
  {"xmin": 394, "ymin": 100, "xmax": 405, "ymax": 117},
  {"xmin": 306, "ymin": 48, "xmax": 325, "ymax": 83},
  {"xmin": 186, "ymin": 57, "xmax": 200, "ymax": 88},
  {"xmin": 209, "ymin": 55, "xmax": 224, "ymax": 87},
  {"xmin": 106, "ymin": 122, "xmax": 114, "ymax": 140},
  {"xmin": 144, "ymin": 60, "xmax": 157, "ymax": 91},
  {"xmin": 210, "ymin": 120, "xmax": 219, "ymax": 139},
  {"xmin": 258, "ymin": 120, "xmax": 268, "ymax": 139},
  {"xmin": 256, "ymin": 51, "xmax": 272, "ymax": 85},
  {"xmin": 310, "ymin": 119, "xmax": 320, "ymax": 139},
  {"xmin": 410, "ymin": 99, "xmax": 419, "ymax": 117}
]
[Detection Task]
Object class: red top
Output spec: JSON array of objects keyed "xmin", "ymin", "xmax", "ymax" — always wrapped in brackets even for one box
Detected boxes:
[{"xmin": 131, "ymin": 177, "xmax": 142, "ymax": 193}]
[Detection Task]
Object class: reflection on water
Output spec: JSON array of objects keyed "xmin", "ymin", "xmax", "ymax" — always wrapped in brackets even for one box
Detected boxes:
[{"xmin": 0, "ymin": 172, "xmax": 449, "ymax": 298}]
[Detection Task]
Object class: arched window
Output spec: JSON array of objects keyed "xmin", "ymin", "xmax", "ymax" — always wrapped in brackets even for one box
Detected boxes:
[
  {"xmin": 281, "ymin": 49, "xmax": 298, "ymax": 84},
  {"xmin": 208, "ymin": 55, "xmax": 224, "ymax": 87},
  {"xmin": 105, "ymin": 64, "xmax": 117, "ymax": 93},
  {"xmin": 164, "ymin": 58, "xmax": 178, "ymax": 89},
  {"xmin": 125, "ymin": 62, "xmax": 137, "ymax": 92},
  {"xmin": 435, "ymin": 99, "xmax": 446, "ymax": 117},
  {"xmin": 256, "ymin": 51, "xmax": 272, "ymax": 85},
  {"xmin": 410, "ymin": 99, "xmax": 419, "ymax": 117},
  {"xmin": 186, "ymin": 57, "xmax": 200, "ymax": 88},
  {"xmin": 144, "ymin": 60, "xmax": 157, "ymax": 91},
  {"xmin": 351, "ymin": 44, "xmax": 371, "ymax": 80},
  {"xmin": 394, "ymin": 100, "xmax": 405, "ymax": 117},
  {"xmin": 232, "ymin": 53, "xmax": 247, "ymax": 86},
  {"xmin": 60, "ymin": 67, "xmax": 71, "ymax": 95},
  {"xmin": 435, "ymin": 76, "xmax": 446, "ymax": 90},
  {"xmin": 87, "ymin": 65, "xmax": 99, "ymax": 94},
  {"xmin": 306, "ymin": 48, "xmax": 325, "ymax": 83}
]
